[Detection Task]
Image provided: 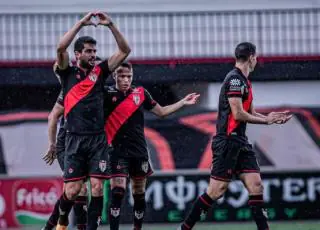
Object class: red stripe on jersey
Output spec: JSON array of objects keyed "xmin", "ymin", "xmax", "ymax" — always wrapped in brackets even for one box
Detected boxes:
[
  {"xmin": 105, "ymin": 87, "xmax": 145, "ymax": 144},
  {"xmin": 64, "ymin": 66, "xmax": 102, "ymax": 117},
  {"xmin": 227, "ymin": 92, "xmax": 242, "ymax": 95},
  {"xmin": 227, "ymin": 113, "xmax": 239, "ymax": 135},
  {"xmin": 243, "ymin": 82, "xmax": 253, "ymax": 111},
  {"xmin": 227, "ymin": 82, "xmax": 253, "ymax": 135}
]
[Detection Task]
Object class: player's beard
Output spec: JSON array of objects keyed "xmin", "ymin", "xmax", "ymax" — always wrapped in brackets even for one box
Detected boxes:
[{"xmin": 80, "ymin": 58, "xmax": 94, "ymax": 69}]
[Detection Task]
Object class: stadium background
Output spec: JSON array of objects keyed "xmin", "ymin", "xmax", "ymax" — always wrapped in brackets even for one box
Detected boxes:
[{"xmin": 0, "ymin": 0, "xmax": 320, "ymax": 229}]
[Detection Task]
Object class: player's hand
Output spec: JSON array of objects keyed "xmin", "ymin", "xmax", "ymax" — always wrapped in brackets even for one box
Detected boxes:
[
  {"xmin": 267, "ymin": 110, "xmax": 292, "ymax": 124},
  {"xmin": 266, "ymin": 112, "xmax": 282, "ymax": 125},
  {"xmin": 42, "ymin": 144, "xmax": 57, "ymax": 165},
  {"xmin": 182, "ymin": 93, "xmax": 200, "ymax": 105},
  {"xmin": 96, "ymin": 12, "xmax": 113, "ymax": 26},
  {"xmin": 275, "ymin": 114, "xmax": 293, "ymax": 124},
  {"xmin": 80, "ymin": 12, "xmax": 97, "ymax": 27}
]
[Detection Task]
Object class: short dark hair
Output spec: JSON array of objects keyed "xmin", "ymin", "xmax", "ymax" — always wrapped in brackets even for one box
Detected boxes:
[
  {"xmin": 118, "ymin": 61, "xmax": 132, "ymax": 70},
  {"xmin": 235, "ymin": 42, "xmax": 256, "ymax": 62},
  {"xmin": 74, "ymin": 36, "xmax": 97, "ymax": 52},
  {"xmin": 114, "ymin": 62, "xmax": 133, "ymax": 77}
]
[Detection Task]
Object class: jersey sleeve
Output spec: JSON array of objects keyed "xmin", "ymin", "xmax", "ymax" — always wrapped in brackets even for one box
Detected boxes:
[
  {"xmin": 225, "ymin": 76, "xmax": 245, "ymax": 98},
  {"xmin": 143, "ymin": 89, "xmax": 158, "ymax": 111},
  {"xmin": 97, "ymin": 60, "xmax": 112, "ymax": 80},
  {"xmin": 54, "ymin": 65, "xmax": 71, "ymax": 80},
  {"xmin": 56, "ymin": 90, "xmax": 64, "ymax": 106}
]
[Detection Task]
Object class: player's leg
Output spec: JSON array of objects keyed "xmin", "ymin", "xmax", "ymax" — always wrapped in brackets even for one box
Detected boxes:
[
  {"xmin": 107, "ymin": 154, "xmax": 129, "ymax": 230},
  {"xmin": 86, "ymin": 177, "xmax": 104, "ymax": 230},
  {"xmin": 57, "ymin": 135, "xmax": 86, "ymax": 229},
  {"xmin": 87, "ymin": 133, "xmax": 111, "ymax": 230},
  {"xmin": 73, "ymin": 183, "xmax": 88, "ymax": 230},
  {"xmin": 129, "ymin": 159, "xmax": 153, "ymax": 230},
  {"xmin": 240, "ymin": 173, "xmax": 268, "ymax": 230},
  {"xmin": 43, "ymin": 152, "xmax": 65, "ymax": 230},
  {"xmin": 57, "ymin": 181, "xmax": 83, "ymax": 228},
  {"xmin": 180, "ymin": 138, "xmax": 240, "ymax": 229},
  {"xmin": 180, "ymin": 178, "xmax": 229, "ymax": 230},
  {"xmin": 238, "ymin": 145, "xmax": 268, "ymax": 230},
  {"xmin": 109, "ymin": 176, "xmax": 127, "ymax": 230}
]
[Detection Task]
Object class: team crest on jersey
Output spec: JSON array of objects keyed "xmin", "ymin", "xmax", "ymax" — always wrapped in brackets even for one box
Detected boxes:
[
  {"xmin": 89, "ymin": 73, "xmax": 98, "ymax": 82},
  {"xmin": 141, "ymin": 161, "xmax": 149, "ymax": 173},
  {"xmin": 133, "ymin": 95, "xmax": 140, "ymax": 105},
  {"xmin": 99, "ymin": 160, "xmax": 107, "ymax": 172}
]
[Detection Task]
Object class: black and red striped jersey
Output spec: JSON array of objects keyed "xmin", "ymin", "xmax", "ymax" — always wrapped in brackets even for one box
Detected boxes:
[
  {"xmin": 215, "ymin": 67, "xmax": 253, "ymax": 138},
  {"xmin": 103, "ymin": 85, "xmax": 157, "ymax": 158},
  {"xmin": 55, "ymin": 61, "xmax": 111, "ymax": 134}
]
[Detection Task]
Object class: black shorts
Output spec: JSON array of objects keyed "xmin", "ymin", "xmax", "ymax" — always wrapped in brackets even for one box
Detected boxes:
[
  {"xmin": 63, "ymin": 133, "xmax": 111, "ymax": 182},
  {"xmin": 56, "ymin": 149, "xmax": 65, "ymax": 171},
  {"xmin": 210, "ymin": 136, "xmax": 260, "ymax": 182},
  {"xmin": 107, "ymin": 152, "xmax": 153, "ymax": 179}
]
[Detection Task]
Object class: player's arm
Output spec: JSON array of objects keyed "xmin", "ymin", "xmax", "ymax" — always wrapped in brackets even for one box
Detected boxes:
[
  {"xmin": 250, "ymin": 103, "xmax": 267, "ymax": 119},
  {"xmin": 226, "ymin": 76, "xmax": 278, "ymax": 124},
  {"xmin": 56, "ymin": 12, "xmax": 96, "ymax": 70},
  {"xmin": 229, "ymin": 98, "xmax": 273, "ymax": 124},
  {"xmin": 42, "ymin": 99, "xmax": 64, "ymax": 165},
  {"xmin": 250, "ymin": 104, "xmax": 292, "ymax": 124},
  {"xmin": 48, "ymin": 103, "xmax": 64, "ymax": 147},
  {"xmin": 96, "ymin": 12, "xmax": 131, "ymax": 72},
  {"xmin": 151, "ymin": 93, "xmax": 200, "ymax": 118}
]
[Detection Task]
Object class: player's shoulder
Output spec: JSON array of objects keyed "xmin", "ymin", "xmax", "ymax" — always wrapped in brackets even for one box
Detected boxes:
[
  {"xmin": 55, "ymin": 63, "xmax": 75, "ymax": 77},
  {"xmin": 224, "ymin": 69, "xmax": 246, "ymax": 85},
  {"xmin": 104, "ymin": 85, "xmax": 118, "ymax": 93},
  {"xmin": 131, "ymin": 85, "xmax": 146, "ymax": 93}
]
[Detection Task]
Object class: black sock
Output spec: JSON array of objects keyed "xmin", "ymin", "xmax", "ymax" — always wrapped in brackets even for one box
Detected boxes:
[
  {"xmin": 133, "ymin": 193, "xmax": 146, "ymax": 230},
  {"xmin": 249, "ymin": 194, "xmax": 269, "ymax": 230},
  {"xmin": 58, "ymin": 192, "xmax": 74, "ymax": 226},
  {"xmin": 87, "ymin": 196, "xmax": 103, "ymax": 230},
  {"xmin": 44, "ymin": 196, "xmax": 61, "ymax": 229},
  {"xmin": 181, "ymin": 193, "xmax": 214, "ymax": 230},
  {"xmin": 109, "ymin": 187, "xmax": 125, "ymax": 230},
  {"xmin": 74, "ymin": 196, "xmax": 87, "ymax": 230}
]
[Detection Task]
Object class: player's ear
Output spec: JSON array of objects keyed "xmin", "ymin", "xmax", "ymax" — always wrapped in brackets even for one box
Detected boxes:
[
  {"xmin": 248, "ymin": 54, "xmax": 254, "ymax": 64},
  {"xmin": 74, "ymin": 51, "xmax": 80, "ymax": 60},
  {"xmin": 112, "ymin": 72, "xmax": 116, "ymax": 80}
]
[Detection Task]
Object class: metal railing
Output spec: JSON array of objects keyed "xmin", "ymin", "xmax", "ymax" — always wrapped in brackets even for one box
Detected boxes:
[{"xmin": 0, "ymin": 9, "xmax": 319, "ymax": 60}]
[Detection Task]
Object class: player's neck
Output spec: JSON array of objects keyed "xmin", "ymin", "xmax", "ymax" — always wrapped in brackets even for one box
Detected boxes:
[
  {"xmin": 77, "ymin": 62, "xmax": 90, "ymax": 73},
  {"xmin": 115, "ymin": 84, "xmax": 129, "ymax": 94},
  {"xmin": 235, "ymin": 63, "xmax": 250, "ymax": 78}
]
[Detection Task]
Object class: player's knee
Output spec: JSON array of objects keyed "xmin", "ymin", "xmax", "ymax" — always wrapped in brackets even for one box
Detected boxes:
[
  {"xmin": 90, "ymin": 179, "xmax": 104, "ymax": 196},
  {"xmin": 132, "ymin": 185, "xmax": 145, "ymax": 195},
  {"xmin": 131, "ymin": 179, "xmax": 146, "ymax": 195},
  {"xmin": 65, "ymin": 182, "xmax": 82, "ymax": 200},
  {"xmin": 206, "ymin": 181, "xmax": 228, "ymax": 200},
  {"xmin": 79, "ymin": 183, "xmax": 88, "ymax": 196},
  {"xmin": 248, "ymin": 180, "xmax": 264, "ymax": 194}
]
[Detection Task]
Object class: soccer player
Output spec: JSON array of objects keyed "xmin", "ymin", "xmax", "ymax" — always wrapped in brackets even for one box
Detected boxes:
[
  {"xmin": 104, "ymin": 62, "xmax": 200, "ymax": 230},
  {"xmin": 54, "ymin": 11, "xmax": 131, "ymax": 230},
  {"xmin": 41, "ymin": 58, "xmax": 102, "ymax": 230},
  {"xmin": 179, "ymin": 42, "xmax": 292, "ymax": 230}
]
